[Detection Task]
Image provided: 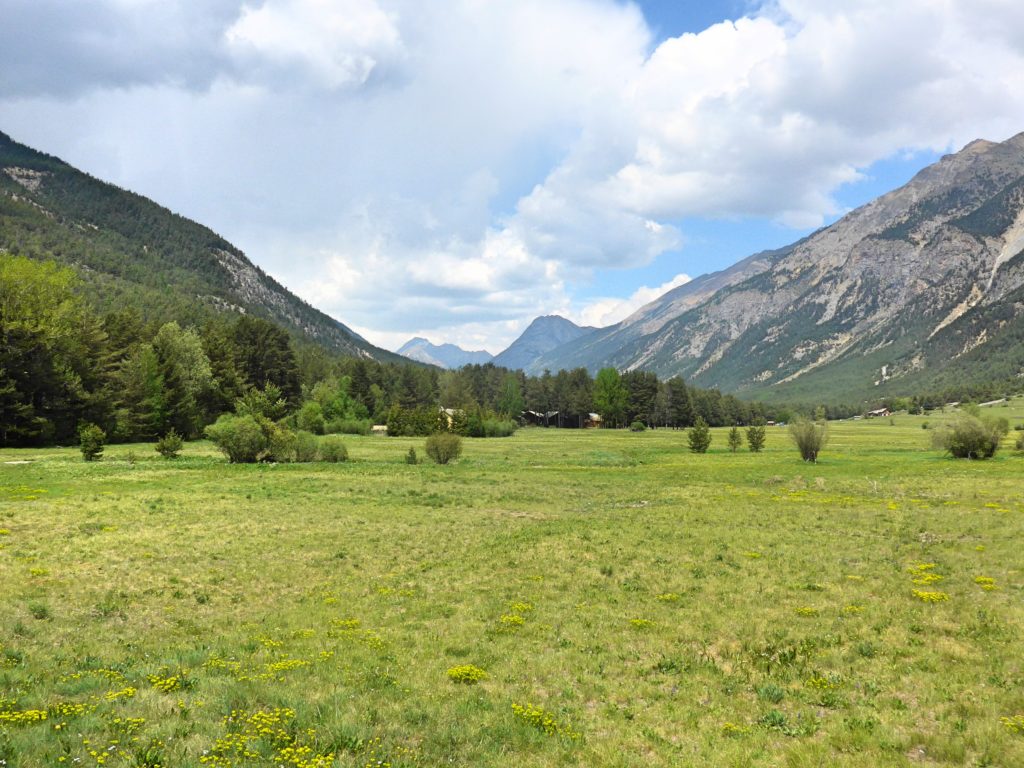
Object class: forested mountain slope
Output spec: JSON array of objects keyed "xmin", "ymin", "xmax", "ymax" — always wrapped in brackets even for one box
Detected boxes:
[{"xmin": 0, "ymin": 130, "xmax": 405, "ymax": 363}]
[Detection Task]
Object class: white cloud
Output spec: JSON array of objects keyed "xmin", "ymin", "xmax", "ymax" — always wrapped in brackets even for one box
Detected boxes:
[
  {"xmin": 4, "ymin": 0, "xmax": 1024, "ymax": 352},
  {"xmin": 225, "ymin": 0, "xmax": 405, "ymax": 90},
  {"xmin": 572, "ymin": 273, "xmax": 692, "ymax": 329}
]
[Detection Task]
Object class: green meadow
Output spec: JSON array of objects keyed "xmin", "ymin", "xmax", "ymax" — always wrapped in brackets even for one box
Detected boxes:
[{"xmin": 2, "ymin": 408, "xmax": 1023, "ymax": 767}]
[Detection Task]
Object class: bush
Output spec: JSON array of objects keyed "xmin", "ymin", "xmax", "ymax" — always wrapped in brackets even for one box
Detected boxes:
[
  {"xmin": 320, "ymin": 435, "xmax": 348, "ymax": 463},
  {"xmin": 746, "ymin": 421, "xmax": 766, "ymax": 452},
  {"xmin": 405, "ymin": 447, "xmax": 418, "ymax": 465},
  {"xmin": 296, "ymin": 402, "xmax": 325, "ymax": 435},
  {"xmin": 931, "ymin": 413, "xmax": 1009, "ymax": 459},
  {"xmin": 466, "ymin": 410, "xmax": 517, "ymax": 437},
  {"xmin": 205, "ymin": 414, "xmax": 266, "ymax": 463},
  {"xmin": 326, "ymin": 418, "xmax": 371, "ymax": 436},
  {"xmin": 687, "ymin": 417, "xmax": 711, "ymax": 453},
  {"xmin": 629, "ymin": 420, "xmax": 646, "ymax": 432},
  {"xmin": 727, "ymin": 426, "xmax": 742, "ymax": 452},
  {"xmin": 264, "ymin": 421, "xmax": 296, "ymax": 462},
  {"xmin": 387, "ymin": 406, "xmax": 437, "ymax": 437},
  {"xmin": 789, "ymin": 419, "xmax": 828, "ymax": 462},
  {"xmin": 79, "ymin": 423, "xmax": 106, "ymax": 461},
  {"xmin": 294, "ymin": 430, "xmax": 319, "ymax": 462},
  {"xmin": 1017, "ymin": 433, "xmax": 1024, "ymax": 451},
  {"xmin": 425, "ymin": 432, "xmax": 463, "ymax": 464},
  {"xmin": 446, "ymin": 664, "xmax": 488, "ymax": 684},
  {"xmin": 155, "ymin": 428, "xmax": 183, "ymax": 459},
  {"xmin": 479, "ymin": 418, "xmax": 517, "ymax": 437}
]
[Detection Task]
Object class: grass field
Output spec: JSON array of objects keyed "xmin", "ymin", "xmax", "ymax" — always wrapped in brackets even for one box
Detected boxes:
[{"xmin": 2, "ymin": 406, "xmax": 1024, "ymax": 767}]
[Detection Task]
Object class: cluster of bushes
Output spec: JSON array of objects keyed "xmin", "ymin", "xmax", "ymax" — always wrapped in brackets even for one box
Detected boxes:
[
  {"xmin": 295, "ymin": 401, "xmax": 371, "ymax": 436},
  {"xmin": 386, "ymin": 405, "xmax": 516, "ymax": 438},
  {"xmin": 201, "ymin": 383, "xmax": 352, "ymax": 464},
  {"xmin": 204, "ymin": 417, "xmax": 351, "ymax": 464},
  {"xmin": 466, "ymin": 411, "xmax": 517, "ymax": 437},
  {"xmin": 387, "ymin": 406, "xmax": 453, "ymax": 437}
]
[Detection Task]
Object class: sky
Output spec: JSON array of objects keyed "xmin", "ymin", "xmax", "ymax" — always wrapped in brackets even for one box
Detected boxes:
[{"xmin": 3, "ymin": 1, "xmax": 1024, "ymax": 354}]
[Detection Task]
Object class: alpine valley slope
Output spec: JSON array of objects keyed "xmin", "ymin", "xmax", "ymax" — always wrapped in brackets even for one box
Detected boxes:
[
  {"xmin": 0, "ymin": 130, "xmax": 406, "ymax": 363},
  {"xmin": 532, "ymin": 133, "xmax": 1024, "ymax": 402}
]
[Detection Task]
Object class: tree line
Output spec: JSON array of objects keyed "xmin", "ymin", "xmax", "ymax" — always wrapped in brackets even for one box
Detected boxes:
[{"xmin": 9, "ymin": 253, "xmax": 1006, "ymax": 449}]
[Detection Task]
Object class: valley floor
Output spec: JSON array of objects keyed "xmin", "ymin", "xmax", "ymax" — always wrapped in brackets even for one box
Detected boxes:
[{"xmin": 2, "ymin": 411, "xmax": 1023, "ymax": 767}]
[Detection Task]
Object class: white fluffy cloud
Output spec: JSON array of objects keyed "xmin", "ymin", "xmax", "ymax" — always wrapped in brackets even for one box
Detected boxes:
[
  {"xmin": 226, "ymin": 0, "xmax": 404, "ymax": 90},
  {"xmin": 572, "ymin": 273, "xmax": 693, "ymax": 330},
  {"xmin": 4, "ymin": 0, "xmax": 1024, "ymax": 352}
]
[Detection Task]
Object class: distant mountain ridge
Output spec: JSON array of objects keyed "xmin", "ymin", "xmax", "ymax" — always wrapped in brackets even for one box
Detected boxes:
[
  {"xmin": 0, "ymin": 130, "xmax": 406, "ymax": 363},
  {"xmin": 492, "ymin": 315, "xmax": 596, "ymax": 372},
  {"xmin": 531, "ymin": 132, "xmax": 1024, "ymax": 402},
  {"xmin": 397, "ymin": 337, "xmax": 493, "ymax": 368}
]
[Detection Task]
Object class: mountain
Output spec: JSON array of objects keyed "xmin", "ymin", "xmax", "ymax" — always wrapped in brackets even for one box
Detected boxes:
[
  {"xmin": 0, "ymin": 130, "xmax": 406, "ymax": 363},
  {"xmin": 526, "ymin": 246, "xmax": 789, "ymax": 376},
  {"xmin": 397, "ymin": 337, "xmax": 493, "ymax": 368},
  {"xmin": 533, "ymin": 133, "xmax": 1024, "ymax": 402},
  {"xmin": 494, "ymin": 315, "xmax": 596, "ymax": 371}
]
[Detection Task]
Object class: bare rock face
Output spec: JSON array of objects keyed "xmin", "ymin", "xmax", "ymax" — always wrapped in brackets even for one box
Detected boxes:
[
  {"xmin": 534, "ymin": 132, "xmax": 1024, "ymax": 400},
  {"xmin": 3, "ymin": 167, "xmax": 47, "ymax": 192}
]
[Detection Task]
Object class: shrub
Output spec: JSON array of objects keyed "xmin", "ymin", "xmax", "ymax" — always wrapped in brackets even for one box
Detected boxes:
[
  {"xmin": 425, "ymin": 432, "xmax": 462, "ymax": 464},
  {"xmin": 405, "ymin": 447, "xmax": 418, "ymax": 465},
  {"xmin": 789, "ymin": 419, "xmax": 828, "ymax": 462},
  {"xmin": 746, "ymin": 421, "xmax": 766, "ymax": 452},
  {"xmin": 387, "ymin": 406, "xmax": 437, "ymax": 437},
  {"xmin": 155, "ymin": 428, "xmax": 183, "ymax": 459},
  {"xmin": 326, "ymin": 418, "xmax": 372, "ymax": 436},
  {"xmin": 294, "ymin": 430, "xmax": 319, "ymax": 462},
  {"xmin": 466, "ymin": 410, "xmax": 518, "ymax": 437},
  {"xmin": 480, "ymin": 418, "xmax": 517, "ymax": 437},
  {"xmin": 79, "ymin": 423, "xmax": 106, "ymax": 462},
  {"xmin": 629, "ymin": 420, "xmax": 646, "ymax": 432},
  {"xmin": 296, "ymin": 402, "xmax": 325, "ymax": 435},
  {"xmin": 687, "ymin": 417, "xmax": 711, "ymax": 453},
  {"xmin": 727, "ymin": 426, "xmax": 742, "ymax": 452},
  {"xmin": 205, "ymin": 414, "xmax": 266, "ymax": 463},
  {"xmin": 931, "ymin": 413, "xmax": 1009, "ymax": 459},
  {"xmin": 320, "ymin": 435, "xmax": 348, "ymax": 463},
  {"xmin": 1017, "ymin": 433, "xmax": 1024, "ymax": 451},
  {"xmin": 447, "ymin": 664, "xmax": 488, "ymax": 684},
  {"xmin": 264, "ymin": 421, "xmax": 296, "ymax": 462}
]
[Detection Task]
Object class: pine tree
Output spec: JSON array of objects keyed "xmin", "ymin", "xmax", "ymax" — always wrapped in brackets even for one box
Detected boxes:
[
  {"xmin": 746, "ymin": 421, "xmax": 767, "ymax": 452},
  {"xmin": 727, "ymin": 426, "xmax": 742, "ymax": 452},
  {"xmin": 688, "ymin": 416, "xmax": 711, "ymax": 453},
  {"xmin": 667, "ymin": 376, "xmax": 694, "ymax": 428}
]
